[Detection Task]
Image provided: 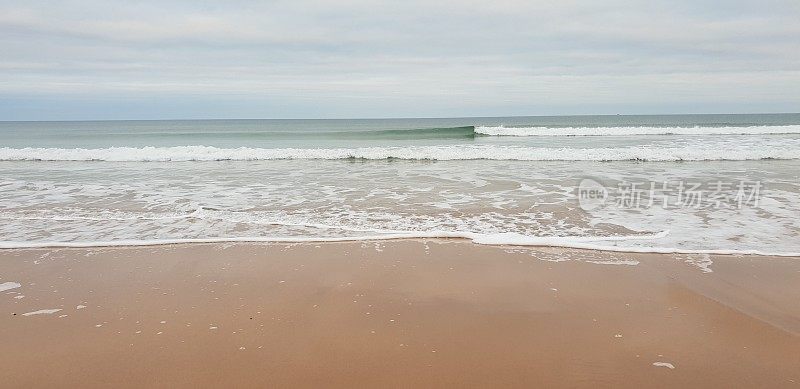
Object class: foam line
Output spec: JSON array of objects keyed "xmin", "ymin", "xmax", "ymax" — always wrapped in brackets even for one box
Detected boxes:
[
  {"xmin": 1, "ymin": 230, "xmax": 798, "ymax": 256},
  {"xmin": 1, "ymin": 144, "xmax": 798, "ymax": 161},
  {"xmin": 475, "ymin": 125, "xmax": 800, "ymax": 137},
  {"xmin": 0, "ymin": 281, "xmax": 22, "ymax": 292}
]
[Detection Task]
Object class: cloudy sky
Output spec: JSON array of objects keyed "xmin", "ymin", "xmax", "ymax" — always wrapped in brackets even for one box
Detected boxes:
[{"xmin": 1, "ymin": 0, "xmax": 798, "ymax": 120}]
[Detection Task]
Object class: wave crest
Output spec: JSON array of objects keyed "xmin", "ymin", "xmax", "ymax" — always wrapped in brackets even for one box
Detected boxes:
[
  {"xmin": 475, "ymin": 125, "xmax": 800, "ymax": 137},
  {"xmin": 0, "ymin": 145, "xmax": 798, "ymax": 161}
]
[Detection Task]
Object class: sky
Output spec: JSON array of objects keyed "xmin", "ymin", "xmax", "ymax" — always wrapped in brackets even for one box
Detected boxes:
[{"xmin": 0, "ymin": 0, "xmax": 799, "ymax": 120}]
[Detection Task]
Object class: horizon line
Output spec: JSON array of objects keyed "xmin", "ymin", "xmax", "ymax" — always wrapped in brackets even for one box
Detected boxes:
[{"xmin": 2, "ymin": 112, "xmax": 799, "ymax": 123}]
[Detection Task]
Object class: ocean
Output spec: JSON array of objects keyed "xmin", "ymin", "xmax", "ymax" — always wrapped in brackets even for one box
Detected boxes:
[{"xmin": 1, "ymin": 114, "xmax": 799, "ymax": 254}]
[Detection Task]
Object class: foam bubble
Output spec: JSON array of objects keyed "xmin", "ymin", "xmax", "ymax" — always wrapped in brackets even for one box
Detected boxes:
[
  {"xmin": 22, "ymin": 309, "xmax": 62, "ymax": 316},
  {"xmin": 0, "ymin": 282, "xmax": 22, "ymax": 292},
  {"xmin": 652, "ymin": 362, "xmax": 675, "ymax": 369}
]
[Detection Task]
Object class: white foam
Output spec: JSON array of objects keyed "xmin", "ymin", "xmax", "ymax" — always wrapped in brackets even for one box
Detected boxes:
[
  {"xmin": 586, "ymin": 259, "xmax": 640, "ymax": 266},
  {"xmin": 0, "ymin": 143, "xmax": 798, "ymax": 162},
  {"xmin": 1, "ymin": 229, "xmax": 798, "ymax": 256},
  {"xmin": 652, "ymin": 362, "xmax": 675, "ymax": 369},
  {"xmin": 22, "ymin": 308, "xmax": 62, "ymax": 316},
  {"xmin": 682, "ymin": 254, "xmax": 714, "ymax": 273},
  {"xmin": 0, "ymin": 281, "xmax": 22, "ymax": 292},
  {"xmin": 475, "ymin": 125, "xmax": 800, "ymax": 137},
  {"xmin": 2, "ymin": 159, "xmax": 799, "ymax": 256}
]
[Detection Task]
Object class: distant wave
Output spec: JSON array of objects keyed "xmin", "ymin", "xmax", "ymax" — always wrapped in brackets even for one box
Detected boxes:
[
  {"xmin": 1, "ymin": 144, "xmax": 798, "ymax": 161},
  {"xmin": 326, "ymin": 126, "xmax": 476, "ymax": 139},
  {"xmin": 58, "ymin": 126, "xmax": 477, "ymax": 140},
  {"xmin": 187, "ymin": 126, "xmax": 478, "ymax": 140},
  {"xmin": 475, "ymin": 125, "xmax": 800, "ymax": 137}
]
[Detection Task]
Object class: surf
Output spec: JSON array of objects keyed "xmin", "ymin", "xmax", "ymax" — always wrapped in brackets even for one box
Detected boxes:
[
  {"xmin": 1, "ymin": 143, "xmax": 798, "ymax": 161},
  {"xmin": 474, "ymin": 124, "xmax": 800, "ymax": 137}
]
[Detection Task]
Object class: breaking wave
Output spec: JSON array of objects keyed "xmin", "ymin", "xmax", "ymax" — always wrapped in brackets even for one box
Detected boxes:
[
  {"xmin": 1, "ymin": 144, "xmax": 798, "ymax": 162},
  {"xmin": 475, "ymin": 125, "xmax": 800, "ymax": 137}
]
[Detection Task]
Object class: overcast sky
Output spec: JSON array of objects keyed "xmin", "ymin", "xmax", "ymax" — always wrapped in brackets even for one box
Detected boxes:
[{"xmin": 1, "ymin": 0, "xmax": 798, "ymax": 120}]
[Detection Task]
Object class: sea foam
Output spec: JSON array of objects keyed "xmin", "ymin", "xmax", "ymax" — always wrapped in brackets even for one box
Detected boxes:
[
  {"xmin": 1, "ymin": 230, "xmax": 799, "ymax": 256},
  {"xmin": 0, "ymin": 281, "xmax": 22, "ymax": 292},
  {"xmin": 0, "ymin": 143, "xmax": 798, "ymax": 162},
  {"xmin": 475, "ymin": 125, "xmax": 800, "ymax": 137}
]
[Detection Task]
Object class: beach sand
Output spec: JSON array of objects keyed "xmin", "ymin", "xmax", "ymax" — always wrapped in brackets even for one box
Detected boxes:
[{"xmin": 1, "ymin": 240, "xmax": 799, "ymax": 388}]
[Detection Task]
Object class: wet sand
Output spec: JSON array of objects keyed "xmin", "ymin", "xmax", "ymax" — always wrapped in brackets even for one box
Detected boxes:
[{"xmin": 1, "ymin": 240, "xmax": 799, "ymax": 388}]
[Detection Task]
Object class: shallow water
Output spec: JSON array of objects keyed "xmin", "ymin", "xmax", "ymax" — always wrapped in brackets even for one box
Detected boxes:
[{"xmin": 1, "ymin": 114, "xmax": 799, "ymax": 253}]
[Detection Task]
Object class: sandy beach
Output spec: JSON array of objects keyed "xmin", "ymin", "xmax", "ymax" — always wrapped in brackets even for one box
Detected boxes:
[
  {"xmin": 1, "ymin": 240, "xmax": 798, "ymax": 388},
  {"xmin": 3, "ymin": 0, "xmax": 800, "ymax": 386}
]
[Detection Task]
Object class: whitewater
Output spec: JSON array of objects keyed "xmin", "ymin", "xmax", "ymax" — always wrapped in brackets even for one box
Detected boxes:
[
  {"xmin": 1, "ymin": 141, "xmax": 799, "ymax": 161},
  {"xmin": 2, "ymin": 115, "xmax": 799, "ymax": 254},
  {"xmin": 475, "ymin": 124, "xmax": 800, "ymax": 136}
]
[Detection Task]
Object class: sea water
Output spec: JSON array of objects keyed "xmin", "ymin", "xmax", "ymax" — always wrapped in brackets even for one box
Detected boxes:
[{"xmin": 1, "ymin": 114, "xmax": 799, "ymax": 254}]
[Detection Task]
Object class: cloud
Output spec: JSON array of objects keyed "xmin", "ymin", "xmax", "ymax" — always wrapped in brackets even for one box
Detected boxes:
[{"xmin": 0, "ymin": 0, "xmax": 798, "ymax": 119}]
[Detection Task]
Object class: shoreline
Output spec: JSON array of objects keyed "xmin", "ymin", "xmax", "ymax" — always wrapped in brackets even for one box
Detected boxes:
[
  {"xmin": 2, "ymin": 236, "xmax": 799, "ymax": 257},
  {"xmin": 2, "ymin": 240, "xmax": 798, "ymax": 387}
]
